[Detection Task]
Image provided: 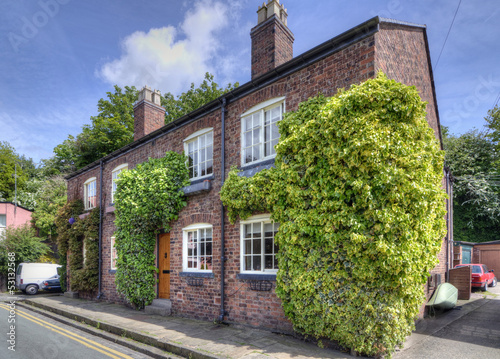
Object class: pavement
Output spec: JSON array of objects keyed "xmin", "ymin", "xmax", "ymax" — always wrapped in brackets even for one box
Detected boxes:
[{"xmin": 1, "ymin": 286, "xmax": 499, "ymax": 359}]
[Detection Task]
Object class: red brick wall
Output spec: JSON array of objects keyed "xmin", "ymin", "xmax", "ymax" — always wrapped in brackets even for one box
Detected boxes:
[
  {"xmin": 449, "ymin": 266, "xmax": 471, "ymax": 300},
  {"xmin": 375, "ymin": 23, "xmax": 440, "ymax": 141},
  {"xmin": 250, "ymin": 16, "xmax": 294, "ymax": 79},
  {"xmin": 133, "ymin": 100, "xmax": 165, "ymax": 141}
]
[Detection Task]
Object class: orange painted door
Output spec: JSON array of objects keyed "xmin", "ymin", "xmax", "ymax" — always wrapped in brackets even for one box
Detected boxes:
[{"xmin": 159, "ymin": 233, "xmax": 170, "ymax": 299}]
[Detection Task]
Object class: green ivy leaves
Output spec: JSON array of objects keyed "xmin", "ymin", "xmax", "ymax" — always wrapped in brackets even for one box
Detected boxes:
[
  {"xmin": 220, "ymin": 73, "xmax": 447, "ymax": 357},
  {"xmin": 114, "ymin": 151, "xmax": 189, "ymax": 309},
  {"xmin": 55, "ymin": 200, "xmax": 99, "ymax": 292}
]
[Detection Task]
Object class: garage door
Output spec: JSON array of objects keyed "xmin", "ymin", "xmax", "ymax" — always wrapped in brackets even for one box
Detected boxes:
[{"xmin": 480, "ymin": 250, "xmax": 500, "ymax": 274}]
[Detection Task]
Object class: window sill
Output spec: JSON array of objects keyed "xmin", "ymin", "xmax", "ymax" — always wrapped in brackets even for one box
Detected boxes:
[
  {"xmin": 182, "ymin": 179, "xmax": 212, "ymax": 197},
  {"xmin": 179, "ymin": 271, "xmax": 214, "ymax": 278},
  {"xmin": 109, "ymin": 269, "xmax": 117, "ymax": 274},
  {"xmin": 79, "ymin": 212, "xmax": 90, "ymax": 220},
  {"xmin": 189, "ymin": 174, "xmax": 214, "ymax": 185},
  {"xmin": 236, "ymin": 273, "xmax": 276, "ymax": 281},
  {"xmin": 238, "ymin": 159, "xmax": 275, "ymax": 178}
]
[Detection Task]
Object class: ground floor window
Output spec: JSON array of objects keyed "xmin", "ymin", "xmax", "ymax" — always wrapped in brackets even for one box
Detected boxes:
[
  {"xmin": 240, "ymin": 215, "xmax": 279, "ymax": 274},
  {"xmin": 182, "ymin": 224, "xmax": 213, "ymax": 272}
]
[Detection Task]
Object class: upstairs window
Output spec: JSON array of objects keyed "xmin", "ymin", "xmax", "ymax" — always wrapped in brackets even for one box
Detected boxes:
[
  {"xmin": 241, "ymin": 97, "xmax": 285, "ymax": 165},
  {"xmin": 240, "ymin": 215, "xmax": 279, "ymax": 274},
  {"xmin": 84, "ymin": 177, "xmax": 97, "ymax": 210},
  {"xmin": 182, "ymin": 224, "xmax": 213, "ymax": 272},
  {"xmin": 184, "ymin": 128, "xmax": 213, "ymax": 180},
  {"xmin": 111, "ymin": 164, "xmax": 128, "ymax": 203}
]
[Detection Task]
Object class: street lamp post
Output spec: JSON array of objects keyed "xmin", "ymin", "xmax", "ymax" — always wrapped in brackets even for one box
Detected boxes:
[{"xmin": 14, "ymin": 163, "xmax": 17, "ymax": 215}]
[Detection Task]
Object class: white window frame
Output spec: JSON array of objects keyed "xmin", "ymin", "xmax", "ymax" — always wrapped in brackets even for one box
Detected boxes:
[
  {"xmin": 111, "ymin": 164, "xmax": 128, "ymax": 203},
  {"xmin": 241, "ymin": 97, "xmax": 285, "ymax": 166},
  {"xmin": 110, "ymin": 236, "xmax": 118, "ymax": 270},
  {"xmin": 84, "ymin": 177, "xmax": 97, "ymax": 210},
  {"xmin": 183, "ymin": 128, "xmax": 214, "ymax": 181},
  {"xmin": 240, "ymin": 214, "xmax": 279, "ymax": 274},
  {"xmin": 0, "ymin": 214, "xmax": 6, "ymax": 238},
  {"xmin": 182, "ymin": 223, "xmax": 213, "ymax": 272}
]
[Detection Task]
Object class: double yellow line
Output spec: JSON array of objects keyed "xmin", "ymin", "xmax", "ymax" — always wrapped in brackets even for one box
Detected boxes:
[{"xmin": 0, "ymin": 303, "xmax": 134, "ymax": 359}]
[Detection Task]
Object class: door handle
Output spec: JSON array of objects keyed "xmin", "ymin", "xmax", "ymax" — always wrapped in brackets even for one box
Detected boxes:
[
  {"xmin": 164, "ymin": 253, "xmax": 168, "ymax": 259},
  {"xmin": 162, "ymin": 270, "xmax": 170, "ymax": 274}
]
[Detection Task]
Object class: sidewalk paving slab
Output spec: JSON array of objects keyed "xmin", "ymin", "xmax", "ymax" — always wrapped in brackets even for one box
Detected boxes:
[
  {"xmin": 4, "ymin": 293, "xmax": 352, "ymax": 359},
  {"xmin": 2, "ymin": 289, "xmax": 497, "ymax": 359}
]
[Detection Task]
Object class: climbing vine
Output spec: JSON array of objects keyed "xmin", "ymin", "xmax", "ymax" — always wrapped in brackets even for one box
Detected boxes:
[
  {"xmin": 55, "ymin": 200, "xmax": 99, "ymax": 292},
  {"xmin": 220, "ymin": 73, "xmax": 447, "ymax": 357},
  {"xmin": 114, "ymin": 151, "xmax": 189, "ymax": 309}
]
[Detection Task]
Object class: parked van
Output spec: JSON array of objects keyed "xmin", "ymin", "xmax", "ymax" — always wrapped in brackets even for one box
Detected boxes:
[{"xmin": 16, "ymin": 263, "xmax": 62, "ymax": 295}]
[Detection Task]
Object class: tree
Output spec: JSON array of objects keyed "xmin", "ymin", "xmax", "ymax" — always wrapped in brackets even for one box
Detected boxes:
[
  {"xmin": 46, "ymin": 135, "xmax": 79, "ymax": 176},
  {"xmin": 162, "ymin": 73, "xmax": 238, "ymax": 123},
  {"xmin": 48, "ymin": 74, "xmax": 238, "ymax": 171},
  {"xmin": 485, "ymin": 105, "xmax": 500, "ymax": 149},
  {"xmin": 443, "ymin": 126, "xmax": 500, "ymax": 242},
  {"xmin": 0, "ymin": 224, "xmax": 50, "ymax": 275},
  {"xmin": 0, "ymin": 141, "xmax": 28, "ymax": 201},
  {"xmin": 75, "ymin": 85, "xmax": 139, "ymax": 168},
  {"xmin": 29, "ymin": 176, "xmax": 67, "ymax": 241}
]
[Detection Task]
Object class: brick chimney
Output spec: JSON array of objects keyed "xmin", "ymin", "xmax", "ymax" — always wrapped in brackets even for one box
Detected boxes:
[
  {"xmin": 250, "ymin": 0, "xmax": 294, "ymax": 79},
  {"xmin": 133, "ymin": 86, "xmax": 165, "ymax": 141}
]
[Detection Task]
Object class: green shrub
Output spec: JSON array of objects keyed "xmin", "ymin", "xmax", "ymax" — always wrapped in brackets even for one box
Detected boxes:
[
  {"xmin": 0, "ymin": 223, "xmax": 50, "ymax": 275},
  {"xmin": 220, "ymin": 73, "xmax": 446, "ymax": 356},
  {"xmin": 114, "ymin": 151, "xmax": 189, "ymax": 309}
]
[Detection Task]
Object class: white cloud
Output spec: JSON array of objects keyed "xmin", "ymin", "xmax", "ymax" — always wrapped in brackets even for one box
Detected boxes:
[{"xmin": 97, "ymin": 0, "xmax": 229, "ymax": 94}]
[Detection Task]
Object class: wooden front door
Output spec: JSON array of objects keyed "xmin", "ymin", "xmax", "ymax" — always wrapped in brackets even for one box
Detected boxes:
[{"xmin": 158, "ymin": 233, "xmax": 170, "ymax": 299}]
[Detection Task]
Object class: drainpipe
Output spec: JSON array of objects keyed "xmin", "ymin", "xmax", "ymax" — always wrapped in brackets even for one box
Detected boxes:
[
  {"xmin": 449, "ymin": 169, "xmax": 454, "ymax": 269},
  {"xmin": 218, "ymin": 97, "xmax": 227, "ymax": 322},
  {"xmin": 97, "ymin": 160, "xmax": 104, "ymax": 299},
  {"xmin": 445, "ymin": 167, "xmax": 451, "ymax": 281}
]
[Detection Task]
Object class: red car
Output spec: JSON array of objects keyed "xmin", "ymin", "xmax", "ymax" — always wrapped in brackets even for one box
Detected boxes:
[{"xmin": 455, "ymin": 263, "xmax": 497, "ymax": 291}]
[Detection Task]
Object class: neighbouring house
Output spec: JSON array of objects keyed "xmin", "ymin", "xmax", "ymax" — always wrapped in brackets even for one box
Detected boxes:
[
  {"xmin": 454, "ymin": 240, "xmax": 500, "ymax": 274},
  {"xmin": 65, "ymin": 1, "xmax": 453, "ymax": 331},
  {"xmin": 0, "ymin": 202, "xmax": 33, "ymax": 238},
  {"xmin": 453, "ymin": 241, "xmax": 474, "ymax": 267}
]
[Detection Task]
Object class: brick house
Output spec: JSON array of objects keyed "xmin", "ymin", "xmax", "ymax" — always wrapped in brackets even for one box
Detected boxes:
[
  {"xmin": 0, "ymin": 202, "xmax": 33, "ymax": 237},
  {"xmin": 65, "ymin": 1, "xmax": 453, "ymax": 331}
]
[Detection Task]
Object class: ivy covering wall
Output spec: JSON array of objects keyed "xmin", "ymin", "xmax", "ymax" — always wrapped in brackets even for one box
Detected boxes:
[
  {"xmin": 220, "ymin": 73, "xmax": 447, "ymax": 357},
  {"xmin": 113, "ymin": 152, "xmax": 189, "ymax": 309},
  {"xmin": 55, "ymin": 200, "xmax": 100, "ymax": 292}
]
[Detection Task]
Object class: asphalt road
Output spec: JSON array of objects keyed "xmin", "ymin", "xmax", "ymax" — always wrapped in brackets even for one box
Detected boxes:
[{"xmin": 0, "ymin": 302, "xmax": 155, "ymax": 359}]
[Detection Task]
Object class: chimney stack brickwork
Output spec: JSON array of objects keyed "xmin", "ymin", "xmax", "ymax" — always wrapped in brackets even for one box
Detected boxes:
[
  {"xmin": 133, "ymin": 86, "xmax": 165, "ymax": 141},
  {"xmin": 251, "ymin": 0, "xmax": 294, "ymax": 79}
]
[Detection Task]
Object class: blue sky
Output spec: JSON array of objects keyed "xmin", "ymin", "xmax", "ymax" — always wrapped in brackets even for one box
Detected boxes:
[{"xmin": 1, "ymin": 0, "xmax": 499, "ymax": 163}]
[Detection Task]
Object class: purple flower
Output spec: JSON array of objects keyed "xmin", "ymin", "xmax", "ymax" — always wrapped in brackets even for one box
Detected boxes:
[{"xmin": 69, "ymin": 217, "xmax": 75, "ymax": 225}]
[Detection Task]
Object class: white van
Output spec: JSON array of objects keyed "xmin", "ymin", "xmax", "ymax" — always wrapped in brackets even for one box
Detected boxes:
[{"xmin": 16, "ymin": 263, "xmax": 62, "ymax": 295}]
